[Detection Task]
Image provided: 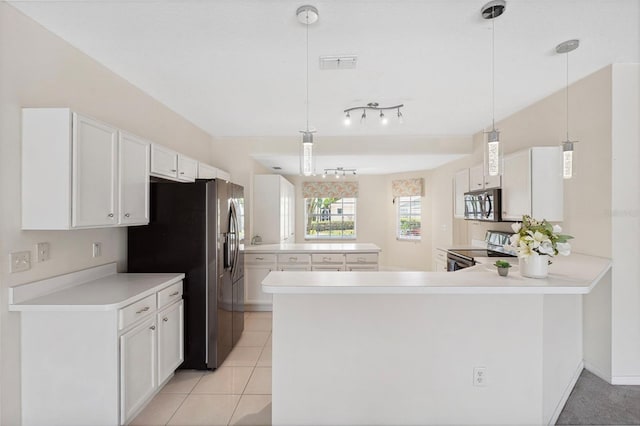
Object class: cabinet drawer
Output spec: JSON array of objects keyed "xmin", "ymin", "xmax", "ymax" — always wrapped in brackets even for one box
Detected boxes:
[
  {"xmin": 345, "ymin": 253, "xmax": 378, "ymax": 264},
  {"xmin": 158, "ymin": 281, "xmax": 183, "ymax": 309},
  {"xmin": 435, "ymin": 250, "xmax": 446, "ymax": 261},
  {"xmin": 119, "ymin": 294, "xmax": 157, "ymax": 330},
  {"xmin": 312, "ymin": 265, "xmax": 345, "ymax": 271},
  {"xmin": 277, "ymin": 253, "xmax": 310, "ymax": 265},
  {"xmin": 347, "ymin": 265, "xmax": 378, "ymax": 271},
  {"xmin": 312, "ymin": 253, "xmax": 345, "ymax": 264},
  {"xmin": 245, "ymin": 253, "xmax": 277, "ymax": 265}
]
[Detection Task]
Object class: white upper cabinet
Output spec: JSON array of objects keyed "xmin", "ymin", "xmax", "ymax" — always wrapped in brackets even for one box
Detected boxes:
[
  {"xmin": 198, "ymin": 163, "xmax": 217, "ymax": 179},
  {"xmin": 501, "ymin": 146, "xmax": 563, "ymax": 222},
  {"xmin": 150, "ymin": 144, "xmax": 178, "ymax": 180},
  {"xmin": 253, "ymin": 174, "xmax": 295, "ymax": 244},
  {"xmin": 453, "ymin": 169, "xmax": 470, "ymax": 218},
  {"xmin": 177, "ymin": 155, "xmax": 197, "ymax": 182},
  {"xmin": 470, "ymin": 164, "xmax": 501, "ymax": 190},
  {"xmin": 22, "ymin": 108, "xmax": 142, "ymax": 230},
  {"xmin": 119, "ymin": 132, "xmax": 150, "ymax": 226},
  {"xmin": 71, "ymin": 114, "xmax": 119, "ymax": 228}
]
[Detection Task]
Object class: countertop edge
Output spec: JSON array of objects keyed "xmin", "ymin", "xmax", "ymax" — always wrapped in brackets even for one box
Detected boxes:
[{"xmin": 9, "ymin": 273, "xmax": 185, "ymax": 312}]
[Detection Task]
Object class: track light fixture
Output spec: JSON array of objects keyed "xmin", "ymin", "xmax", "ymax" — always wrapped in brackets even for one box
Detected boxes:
[
  {"xmin": 344, "ymin": 102, "xmax": 404, "ymax": 126},
  {"xmin": 321, "ymin": 167, "xmax": 357, "ymax": 179}
]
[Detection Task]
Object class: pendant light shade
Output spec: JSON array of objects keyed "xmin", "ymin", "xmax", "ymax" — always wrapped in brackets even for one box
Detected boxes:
[
  {"xmin": 556, "ymin": 39, "xmax": 580, "ymax": 179},
  {"xmin": 297, "ymin": 5, "xmax": 318, "ymax": 176},
  {"xmin": 481, "ymin": 0, "xmax": 506, "ymax": 178}
]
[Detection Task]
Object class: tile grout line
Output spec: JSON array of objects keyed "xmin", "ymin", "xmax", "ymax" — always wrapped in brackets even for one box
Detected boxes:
[{"xmin": 164, "ymin": 373, "xmax": 205, "ymax": 425}]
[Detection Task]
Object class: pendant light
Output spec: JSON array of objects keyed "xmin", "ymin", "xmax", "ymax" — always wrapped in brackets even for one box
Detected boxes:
[
  {"xmin": 556, "ymin": 39, "xmax": 580, "ymax": 179},
  {"xmin": 481, "ymin": 0, "xmax": 506, "ymax": 177},
  {"xmin": 297, "ymin": 5, "xmax": 318, "ymax": 176}
]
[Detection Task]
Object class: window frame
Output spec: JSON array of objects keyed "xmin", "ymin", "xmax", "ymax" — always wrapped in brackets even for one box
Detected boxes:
[
  {"xmin": 304, "ymin": 197, "xmax": 357, "ymax": 240},
  {"xmin": 396, "ymin": 195, "xmax": 422, "ymax": 241}
]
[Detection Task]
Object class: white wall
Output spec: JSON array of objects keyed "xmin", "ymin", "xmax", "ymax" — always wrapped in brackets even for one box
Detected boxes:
[
  {"xmin": 0, "ymin": 4, "xmax": 215, "ymax": 424},
  {"xmin": 610, "ymin": 63, "xmax": 640, "ymax": 383}
]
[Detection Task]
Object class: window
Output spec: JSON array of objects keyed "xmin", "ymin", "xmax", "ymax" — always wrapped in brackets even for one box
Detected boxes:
[
  {"xmin": 305, "ymin": 197, "xmax": 356, "ymax": 239},
  {"xmin": 397, "ymin": 195, "xmax": 421, "ymax": 240}
]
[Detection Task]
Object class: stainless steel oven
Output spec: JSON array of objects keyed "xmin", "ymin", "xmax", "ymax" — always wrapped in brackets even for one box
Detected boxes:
[{"xmin": 446, "ymin": 230, "xmax": 515, "ymax": 271}]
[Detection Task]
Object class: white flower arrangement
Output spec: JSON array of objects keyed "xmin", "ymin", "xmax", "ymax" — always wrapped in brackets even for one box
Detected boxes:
[{"xmin": 507, "ymin": 215, "xmax": 573, "ymax": 258}]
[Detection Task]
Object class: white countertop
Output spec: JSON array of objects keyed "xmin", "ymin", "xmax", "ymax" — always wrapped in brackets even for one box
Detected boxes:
[
  {"xmin": 244, "ymin": 243, "xmax": 381, "ymax": 253},
  {"xmin": 9, "ymin": 272, "xmax": 184, "ymax": 312},
  {"xmin": 262, "ymin": 253, "xmax": 611, "ymax": 295}
]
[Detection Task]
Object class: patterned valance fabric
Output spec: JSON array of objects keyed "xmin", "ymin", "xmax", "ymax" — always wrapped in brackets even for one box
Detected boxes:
[
  {"xmin": 302, "ymin": 181, "xmax": 359, "ymax": 198},
  {"xmin": 392, "ymin": 178, "xmax": 423, "ymax": 197}
]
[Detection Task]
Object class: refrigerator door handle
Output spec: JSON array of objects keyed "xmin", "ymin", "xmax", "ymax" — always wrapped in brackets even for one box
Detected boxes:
[{"xmin": 229, "ymin": 201, "xmax": 240, "ymax": 279}]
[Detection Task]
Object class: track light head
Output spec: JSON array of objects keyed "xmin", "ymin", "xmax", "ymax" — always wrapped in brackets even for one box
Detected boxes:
[
  {"xmin": 380, "ymin": 111, "xmax": 388, "ymax": 126},
  {"xmin": 344, "ymin": 112, "xmax": 351, "ymax": 126}
]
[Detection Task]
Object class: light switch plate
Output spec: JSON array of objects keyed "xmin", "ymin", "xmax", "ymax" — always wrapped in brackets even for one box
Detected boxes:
[
  {"xmin": 36, "ymin": 242, "xmax": 50, "ymax": 262},
  {"xmin": 92, "ymin": 242, "xmax": 102, "ymax": 258},
  {"xmin": 10, "ymin": 251, "xmax": 31, "ymax": 273}
]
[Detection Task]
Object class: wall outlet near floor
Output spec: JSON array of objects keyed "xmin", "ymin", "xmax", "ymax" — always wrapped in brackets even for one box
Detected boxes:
[
  {"xmin": 92, "ymin": 242, "xmax": 102, "ymax": 258},
  {"xmin": 36, "ymin": 242, "xmax": 50, "ymax": 262},
  {"xmin": 10, "ymin": 251, "xmax": 31, "ymax": 273},
  {"xmin": 473, "ymin": 367, "xmax": 487, "ymax": 387}
]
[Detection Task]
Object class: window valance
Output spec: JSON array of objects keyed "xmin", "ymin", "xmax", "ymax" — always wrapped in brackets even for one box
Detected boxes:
[
  {"xmin": 302, "ymin": 181, "xmax": 359, "ymax": 198},
  {"xmin": 392, "ymin": 178, "xmax": 423, "ymax": 197}
]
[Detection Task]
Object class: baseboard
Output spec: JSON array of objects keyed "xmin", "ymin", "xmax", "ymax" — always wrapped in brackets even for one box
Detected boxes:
[
  {"xmin": 584, "ymin": 361, "xmax": 613, "ymax": 384},
  {"xmin": 611, "ymin": 376, "xmax": 640, "ymax": 385},
  {"xmin": 547, "ymin": 360, "xmax": 584, "ymax": 426},
  {"xmin": 245, "ymin": 303, "xmax": 273, "ymax": 312}
]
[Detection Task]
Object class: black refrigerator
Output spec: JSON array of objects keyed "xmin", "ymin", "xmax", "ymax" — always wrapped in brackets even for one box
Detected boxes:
[{"xmin": 127, "ymin": 179, "xmax": 244, "ymax": 370}]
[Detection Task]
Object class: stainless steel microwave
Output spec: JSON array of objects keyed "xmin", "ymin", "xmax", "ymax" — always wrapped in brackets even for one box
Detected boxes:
[{"xmin": 463, "ymin": 188, "xmax": 502, "ymax": 221}]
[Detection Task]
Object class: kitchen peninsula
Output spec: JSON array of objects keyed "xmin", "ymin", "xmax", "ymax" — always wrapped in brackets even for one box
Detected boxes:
[{"xmin": 263, "ymin": 253, "xmax": 611, "ymax": 426}]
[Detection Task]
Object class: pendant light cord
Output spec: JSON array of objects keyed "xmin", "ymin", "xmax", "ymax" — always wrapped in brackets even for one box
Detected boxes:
[
  {"xmin": 305, "ymin": 11, "xmax": 309, "ymax": 133},
  {"xmin": 565, "ymin": 51, "xmax": 569, "ymax": 141},
  {"xmin": 491, "ymin": 16, "xmax": 496, "ymax": 131}
]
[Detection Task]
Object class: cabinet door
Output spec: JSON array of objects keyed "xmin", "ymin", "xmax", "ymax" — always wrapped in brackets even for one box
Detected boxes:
[
  {"xmin": 119, "ymin": 132, "xmax": 150, "ymax": 225},
  {"xmin": 72, "ymin": 113, "xmax": 118, "ymax": 228},
  {"xmin": 288, "ymin": 183, "xmax": 296, "ymax": 241},
  {"xmin": 157, "ymin": 300, "xmax": 184, "ymax": 385},
  {"xmin": 245, "ymin": 266, "xmax": 273, "ymax": 306},
  {"xmin": 483, "ymin": 173, "xmax": 501, "ymax": 189},
  {"xmin": 198, "ymin": 163, "xmax": 217, "ymax": 179},
  {"xmin": 120, "ymin": 317, "xmax": 157, "ymax": 424},
  {"xmin": 177, "ymin": 155, "xmax": 197, "ymax": 182},
  {"xmin": 454, "ymin": 169, "xmax": 470, "ymax": 218},
  {"xmin": 502, "ymin": 150, "xmax": 532, "ymax": 221},
  {"xmin": 469, "ymin": 164, "xmax": 485, "ymax": 191},
  {"xmin": 150, "ymin": 144, "xmax": 178, "ymax": 179}
]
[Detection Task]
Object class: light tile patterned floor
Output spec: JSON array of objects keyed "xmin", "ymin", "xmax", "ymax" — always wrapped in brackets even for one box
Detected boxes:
[{"xmin": 131, "ymin": 311, "xmax": 272, "ymax": 426}]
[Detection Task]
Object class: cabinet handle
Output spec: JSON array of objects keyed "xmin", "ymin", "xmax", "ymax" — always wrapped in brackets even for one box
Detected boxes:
[
  {"xmin": 163, "ymin": 317, "xmax": 169, "ymax": 322},
  {"xmin": 289, "ymin": 256, "xmax": 298, "ymax": 261},
  {"xmin": 477, "ymin": 183, "xmax": 482, "ymax": 186},
  {"xmin": 169, "ymin": 291, "xmax": 179, "ymax": 297},
  {"xmin": 149, "ymin": 325, "xmax": 156, "ymax": 330},
  {"xmin": 180, "ymin": 172, "xmax": 185, "ymax": 175},
  {"xmin": 124, "ymin": 213, "xmax": 130, "ymax": 218},
  {"xmin": 357, "ymin": 257, "xmax": 366, "ymax": 263},
  {"xmin": 256, "ymin": 257, "xmax": 264, "ymax": 260},
  {"xmin": 136, "ymin": 306, "xmax": 150, "ymax": 314},
  {"xmin": 171, "ymin": 169, "xmax": 177, "ymax": 172},
  {"xmin": 108, "ymin": 213, "xmax": 114, "ymax": 218},
  {"xmin": 323, "ymin": 256, "xmax": 331, "ymax": 262}
]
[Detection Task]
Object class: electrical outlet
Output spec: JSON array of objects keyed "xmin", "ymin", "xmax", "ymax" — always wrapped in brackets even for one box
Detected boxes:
[
  {"xmin": 92, "ymin": 242, "xmax": 102, "ymax": 258},
  {"xmin": 473, "ymin": 367, "xmax": 487, "ymax": 387},
  {"xmin": 10, "ymin": 251, "xmax": 31, "ymax": 273},
  {"xmin": 36, "ymin": 242, "xmax": 50, "ymax": 262}
]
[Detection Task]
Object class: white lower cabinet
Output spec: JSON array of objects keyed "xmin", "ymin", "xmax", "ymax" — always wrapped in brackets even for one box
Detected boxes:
[
  {"xmin": 17, "ymin": 278, "xmax": 184, "ymax": 426},
  {"xmin": 245, "ymin": 250, "xmax": 379, "ymax": 310},
  {"xmin": 120, "ymin": 317, "xmax": 157, "ymax": 423},
  {"xmin": 157, "ymin": 300, "xmax": 185, "ymax": 384}
]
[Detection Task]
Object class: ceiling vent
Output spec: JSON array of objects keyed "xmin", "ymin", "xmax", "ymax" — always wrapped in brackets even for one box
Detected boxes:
[{"xmin": 319, "ymin": 55, "xmax": 357, "ymax": 70}]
